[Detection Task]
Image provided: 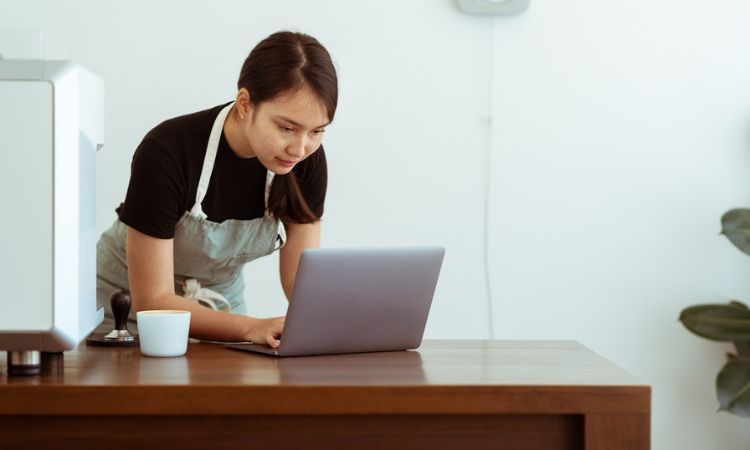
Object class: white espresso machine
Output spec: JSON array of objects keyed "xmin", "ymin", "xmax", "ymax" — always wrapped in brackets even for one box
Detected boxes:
[{"xmin": 0, "ymin": 33, "xmax": 104, "ymax": 375}]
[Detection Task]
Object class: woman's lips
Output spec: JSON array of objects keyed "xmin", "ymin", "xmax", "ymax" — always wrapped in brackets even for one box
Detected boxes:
[{"xmin": 277, "ymin": 158, "xmax": 298, "ymax": 168}]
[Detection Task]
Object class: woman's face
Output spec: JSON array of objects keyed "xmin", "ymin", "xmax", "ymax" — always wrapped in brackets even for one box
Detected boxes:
[{"xmin": 236, "ymin": 86, "xmax": 330, "ymax": 175}]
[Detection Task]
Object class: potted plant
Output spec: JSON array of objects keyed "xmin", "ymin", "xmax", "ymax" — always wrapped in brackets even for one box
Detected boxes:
[{"xmin": 679, "ymin": 209, "xmax": 750, "ymax": 417}]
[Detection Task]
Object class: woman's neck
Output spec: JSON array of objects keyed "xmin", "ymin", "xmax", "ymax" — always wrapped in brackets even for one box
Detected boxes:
[{"xmin": 223, "ymin": 105, "xmax": 256, "ymax": 159}]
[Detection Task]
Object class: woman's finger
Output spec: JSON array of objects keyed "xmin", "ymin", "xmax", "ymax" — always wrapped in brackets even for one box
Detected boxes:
[{"xmin": 266, "ymin": 335, "xmax": 280, "ymax": 348}]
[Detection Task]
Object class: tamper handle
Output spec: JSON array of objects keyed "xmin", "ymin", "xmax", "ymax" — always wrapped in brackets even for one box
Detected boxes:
[{"xmin": 111, "ymin": 290, "xmax": 132, "ymax": 331}]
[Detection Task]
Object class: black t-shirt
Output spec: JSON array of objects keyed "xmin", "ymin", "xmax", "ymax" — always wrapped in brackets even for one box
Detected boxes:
[{"xmin": 117, "ymin": 103, "xmax": 327, "ymax": 239}]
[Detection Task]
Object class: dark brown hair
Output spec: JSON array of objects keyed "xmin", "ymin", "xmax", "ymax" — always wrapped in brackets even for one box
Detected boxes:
[{"xmin": 237, "ymin": 31, "xmax": 338, "ymax": 224}]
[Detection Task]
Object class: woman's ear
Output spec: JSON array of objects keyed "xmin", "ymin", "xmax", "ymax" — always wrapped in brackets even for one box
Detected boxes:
[{"xmin": 235, "ymin": 88, "xmax": 253, "ymax": 120}]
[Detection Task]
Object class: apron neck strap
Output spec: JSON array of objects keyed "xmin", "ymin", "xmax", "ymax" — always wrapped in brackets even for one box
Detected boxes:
[
  {"xmin": 190, "ymin": 102, "xmax": 277, "ymax": 219},
  {"xmin": 190, "ymin": 102, "xmax": 235, "ymax": 218},
  {"xmin": 264, "ymin": 170, "xmax": 275, "ymax": 211}
]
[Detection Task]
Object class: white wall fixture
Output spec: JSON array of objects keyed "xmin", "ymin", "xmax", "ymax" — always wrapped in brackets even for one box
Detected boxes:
[{"xmin": 456, "ymin": 0, "xmax": 530, "ymax": 15}]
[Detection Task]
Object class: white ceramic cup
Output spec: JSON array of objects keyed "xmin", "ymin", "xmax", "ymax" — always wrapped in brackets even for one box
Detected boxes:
[{"xmin": 136, "ymin": 310, "xmax": 191, "ymax": 357}]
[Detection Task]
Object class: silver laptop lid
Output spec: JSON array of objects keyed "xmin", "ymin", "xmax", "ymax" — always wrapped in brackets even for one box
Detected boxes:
[{"xmin": 276, "ymin": 246, "xmax": 445, "ymax": 357}]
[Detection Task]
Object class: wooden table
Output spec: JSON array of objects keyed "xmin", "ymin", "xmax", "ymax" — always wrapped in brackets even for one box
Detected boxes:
[{"xmin": 0, "ymin": 340, "xmax": 649, "ymax": 450}]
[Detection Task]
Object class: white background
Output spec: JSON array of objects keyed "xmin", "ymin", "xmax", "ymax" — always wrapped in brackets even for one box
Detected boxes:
[{"xmin": 2, "ymin": 0, "xmax": 750, "ymax": 448}]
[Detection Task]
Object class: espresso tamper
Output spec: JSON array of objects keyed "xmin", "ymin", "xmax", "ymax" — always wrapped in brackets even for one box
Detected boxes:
[{"xmin": 86, "ymin": 290, "xmax": 139, "ymax": 347}]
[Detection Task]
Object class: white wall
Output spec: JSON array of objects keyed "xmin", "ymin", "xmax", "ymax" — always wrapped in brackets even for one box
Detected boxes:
[{"xmin": 2, "ymin": 0, "xmax": 750, "ymax": 448}]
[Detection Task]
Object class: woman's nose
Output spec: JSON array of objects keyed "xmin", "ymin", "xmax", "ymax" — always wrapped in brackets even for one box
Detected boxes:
[{"xmin": 287, "ymin": 137, "xmax": 306, "ymax": 159}]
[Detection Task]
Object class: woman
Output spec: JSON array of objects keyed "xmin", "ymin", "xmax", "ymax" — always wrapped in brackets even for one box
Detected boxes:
[{"xmin": 96, "ymin": 31, "xmax": 337, "ymax": 349}]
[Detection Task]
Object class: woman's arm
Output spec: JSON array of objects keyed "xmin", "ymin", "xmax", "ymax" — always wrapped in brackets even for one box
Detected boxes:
[
  {"xmin": 126, "ymin": 226, "xmax": 284, "ymax": 346},
  {"xmin": 279, "ymin": 221, "xmax": 321, "ymax": 301}
]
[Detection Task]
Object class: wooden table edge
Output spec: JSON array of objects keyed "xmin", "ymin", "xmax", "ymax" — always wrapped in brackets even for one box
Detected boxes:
[{"xmin": 0, "ymin": 384, "xmax": 651, "ymax": 416}]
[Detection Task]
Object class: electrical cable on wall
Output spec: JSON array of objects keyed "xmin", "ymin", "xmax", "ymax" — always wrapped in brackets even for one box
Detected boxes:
[
  {"xmin": 455, "ymin": 0, "xmax": 530, "ymax": 340},
  {"xmin": 483, "ymin": 18, "xmax": 496, "ymax": 340}
]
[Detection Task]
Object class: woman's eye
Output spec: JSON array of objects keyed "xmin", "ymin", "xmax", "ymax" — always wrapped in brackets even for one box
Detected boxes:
[{"xmin": 280, "ymin": 126, "xmax": 294, "ymax": 132}]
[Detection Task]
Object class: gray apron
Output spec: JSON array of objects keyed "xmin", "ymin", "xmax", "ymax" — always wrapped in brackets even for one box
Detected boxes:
[{"xmin": 95, "ymin": 102, "xmax": 286, "ymax": 333}]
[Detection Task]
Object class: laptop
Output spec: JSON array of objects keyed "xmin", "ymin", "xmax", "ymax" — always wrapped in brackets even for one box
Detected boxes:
[{"xmin": 226, "ymin": 246, "xmax": 445, "ymax": 357}]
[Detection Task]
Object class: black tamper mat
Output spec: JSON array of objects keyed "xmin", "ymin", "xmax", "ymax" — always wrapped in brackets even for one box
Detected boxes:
[{"xmin": 86, "ymin": 290, "xmax": 140, "ymax": 347}]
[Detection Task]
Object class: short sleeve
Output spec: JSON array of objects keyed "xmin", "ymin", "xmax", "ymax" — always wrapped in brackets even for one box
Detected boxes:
[{"xmin": 118, "ymin": 138, "xmax": 186, "ymax": 239}]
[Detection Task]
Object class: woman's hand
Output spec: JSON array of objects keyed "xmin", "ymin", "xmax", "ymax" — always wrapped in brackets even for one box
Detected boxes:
[{"xmin": 246, "ymin": 316, "xmax": 286, "ymax": 348}]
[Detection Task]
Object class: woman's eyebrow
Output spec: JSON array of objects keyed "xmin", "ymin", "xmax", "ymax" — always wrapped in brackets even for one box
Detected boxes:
[{"xmin": 275, "ymin": 115, "xmax": 330, "ymax": 129}]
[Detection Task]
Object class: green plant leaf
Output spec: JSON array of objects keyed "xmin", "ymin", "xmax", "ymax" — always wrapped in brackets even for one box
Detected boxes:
[
  {"xmin": 721, "ymin": 209, "xmax": 750, "ymax": 257},
  {"xmin": 716, "ymin": 357, "xmax": 750, "ymax": 417},
  {"xmin": 728, "ymin": 302, "xmax": 750, "ymax": 356},
  {"xmin": 679, "ymin": 304, "xmax": 750, "ymax": 341}
]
